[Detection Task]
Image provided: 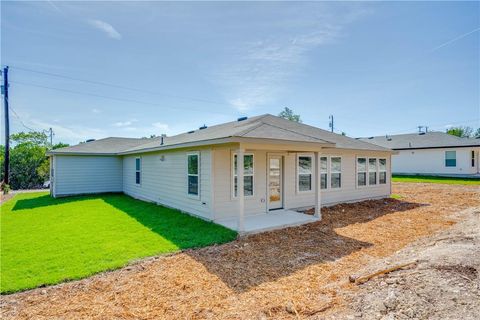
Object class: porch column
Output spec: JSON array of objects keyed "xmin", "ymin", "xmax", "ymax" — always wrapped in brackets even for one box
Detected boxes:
[
  {"xmin": 314, "ymin": 151, "xmax": 322, "ymax": 219},
  {"xmin": 237, "ymin": 147, "xmax": 245, "ymax": 232}
]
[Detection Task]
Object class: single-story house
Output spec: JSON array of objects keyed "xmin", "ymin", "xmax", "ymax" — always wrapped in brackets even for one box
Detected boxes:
[
  {"xmin": 359, "ymin": 132, "xmax": 480, "ymax": 177},
  {"xmin": 48, "ymin": 114, "xmax": 393, "ymax": 233}
]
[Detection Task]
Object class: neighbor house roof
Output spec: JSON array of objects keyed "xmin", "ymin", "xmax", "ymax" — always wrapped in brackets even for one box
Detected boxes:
[
  {"xmin": 49, "ymin": 137, "xmax": 154, "ymax": 155},
  {"xmin": 49, "ymin": 114, "xmax": 391, "ymax": 155},
  {"xmin": 358, "ymin": 132, "xmax": 480, "ymax": 150}
]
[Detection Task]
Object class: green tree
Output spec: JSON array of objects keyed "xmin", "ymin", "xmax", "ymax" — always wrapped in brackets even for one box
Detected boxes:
[
  {"xmin": 474, "ymin": 128, "xmax": 480, "ymax": 138},
  {"xmin": 11, "ymin": 131, "xmax": 49, "ymax": 146},
  {"xmin": 278, "ymin": 107, "xmax": 302, "ymax": 123},
  {"xmin": 446, "ymin": 126, "xmax": 474, "ymax": 138}
]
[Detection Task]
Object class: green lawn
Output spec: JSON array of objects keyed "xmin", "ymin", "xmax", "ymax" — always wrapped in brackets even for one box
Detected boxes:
[
  {"xmin": 0, "ymin": 192, "xmax": 237, "ymax": 294},
  {"xmin": 392, "ymin": 175, "xmax": 480, "ymax": 185}
]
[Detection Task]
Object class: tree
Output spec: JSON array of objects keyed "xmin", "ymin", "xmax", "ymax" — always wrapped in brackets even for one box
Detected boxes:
[
  {"xmin": 474, "ymin": 128, "xmax": 480, "ymax": 138},
  {"xmin": 446, "ymin": 126, "xmax": 474, "ymax": 138},
  {"xmin": 278, "ymin": 107, "xmax": 302, "ymax": 123},
  {"xmin": 10, "ymin": 131, "xmax": 49, "ymax": 146}
]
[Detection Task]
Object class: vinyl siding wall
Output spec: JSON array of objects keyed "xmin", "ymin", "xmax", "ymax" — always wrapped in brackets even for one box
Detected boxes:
[
  {"xmin": 212, "ymin": 147, "xmax": 392, "ymax": 220},
  {"xmin": 122, "ymin": 149, "xmax": 212, "ymax": 220},
  {"xmin": 393, "ymin": 147, "xmax": 480, "ymax": 175},
  {"xmin": 53, "ymin": 155, "xmax": 123, "ymax": 196}
]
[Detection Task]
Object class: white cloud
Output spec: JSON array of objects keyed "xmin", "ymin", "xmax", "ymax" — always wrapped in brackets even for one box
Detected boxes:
[
  {"xmin": 113, "ymin": 119, "xmax": 138, "ymax": 127},
  {"xmin": 211, "ymin": 5, "xmax": 369, "ymax": 111},
  {"xmin": 88, "ymin": 19, "xmax": 122, "ymax": 40}
]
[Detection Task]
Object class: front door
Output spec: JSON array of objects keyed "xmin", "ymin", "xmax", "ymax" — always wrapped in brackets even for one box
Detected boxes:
[{"xmin": 268, "ymin": 155, "xmax": 283, "ymax": 210}]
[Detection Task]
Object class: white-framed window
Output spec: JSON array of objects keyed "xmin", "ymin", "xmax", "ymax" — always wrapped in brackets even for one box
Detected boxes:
[
  {"xmin": 379, "ymin": 158, "xmax": 387, "ymax": 184},
  {"xmin": 445, "ymin": 151, "xmax": 456, "ymax": 167},
  {"xmin": 368, "ymin": 158, "xmax": 377, "ymax": 185},
  {"xmin": 135, "ymin": 157, "xmax": 141, "ymax": 185},
  {"xmin": 357, "ymin": 157, "xmax": 367, "ymax": 187},
  {"xmin": 187, "ymin": 152, "xmax": 200, "ymax": 197},
  {"xmin": 330, "ymin": 157, "xmax": 342, "ymax": 189},
  {"xmin": 233, "ymin": 153, "xmax": 254, "ymax": 197},
  {"xmin": 320, "ymin": 156, "xmax": 328, "ymax": 189},
  {"xmin": 297, "ymin": 155, "xmax": 313, "ymax": 192}
]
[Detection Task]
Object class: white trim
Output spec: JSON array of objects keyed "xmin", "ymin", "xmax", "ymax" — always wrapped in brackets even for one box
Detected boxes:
[
  {"xmin": 356, "ymin": 156, "xmax": 368, "ymax": 188},
  {"xmin": 186, "ymin": 152, "xmax": 201, "ymax": 199},
  {"xmin": 232, "ymin": 152, "xmax": 255, "ymax": 199},
  {"xmin": 135, "ymin": 157, "xmax": 141, "ymax": 186},
  {"xmin": 379, "ymin": 158, "xmax": 387, "ymax": 185},
  {"xmin": 330, "ymin": 156, "xmax": 342, "ymax": 189},
  {"xmin": 296, "ymin": 153, "xmax": 315, "ymax": 194}
]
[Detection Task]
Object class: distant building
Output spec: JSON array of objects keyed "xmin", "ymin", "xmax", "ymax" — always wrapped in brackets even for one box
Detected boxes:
[{"xmin": 359, "ymin": 132, "xmax": 480, "ymax": 177}]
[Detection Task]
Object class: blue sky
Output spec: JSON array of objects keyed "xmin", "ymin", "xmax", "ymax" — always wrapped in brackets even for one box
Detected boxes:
[{"xmin": 1, "ymin": 1, "xmax": 479, "ymax": 144}]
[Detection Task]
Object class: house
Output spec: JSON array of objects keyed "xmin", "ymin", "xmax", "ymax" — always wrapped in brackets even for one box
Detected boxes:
[
  {"xmin": 359, "ymin": 132, "xmax": 480, "ymax": 177},
  {"xmin": 48, "ymin": 114, "xmax": 394, "ymax": 233}
]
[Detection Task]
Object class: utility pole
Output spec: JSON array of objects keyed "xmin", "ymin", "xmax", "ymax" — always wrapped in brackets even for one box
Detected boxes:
[
  {"xmin": 328, "ymin": 115, "xmax": 334, "ymax": 133},
  {"xmin": 2, "ymin": 66, "xmax": 9, "ymax": 185},
  {"xmin": 48, "ymin": 127, "xmax": 54, "ymax": 147}
]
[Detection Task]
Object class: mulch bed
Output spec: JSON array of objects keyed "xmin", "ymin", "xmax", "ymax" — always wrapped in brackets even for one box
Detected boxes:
[{"xmin": 1, "ymin": 183, "xmax": 479, "ymax": 319}]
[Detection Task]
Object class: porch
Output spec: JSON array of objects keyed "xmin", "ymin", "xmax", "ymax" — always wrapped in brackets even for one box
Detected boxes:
[{"xmin": 215, "ymin": 210, "xmax": 319, "ymax": 234}]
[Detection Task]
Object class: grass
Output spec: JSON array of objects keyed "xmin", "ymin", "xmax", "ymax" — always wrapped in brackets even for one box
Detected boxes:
[
  {"xmin": 0, "ymin": 192, "xmax": 237, "ymax": 294},
  {"xmin": 392, "ymin": 175, "xmax": 480, "ymax": 185}
]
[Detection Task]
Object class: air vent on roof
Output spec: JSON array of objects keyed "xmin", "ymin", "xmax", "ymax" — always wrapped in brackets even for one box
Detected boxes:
[
  {"xmin": 199, "ymin": 124, "xmax": 207, "ymax": 130},
  {"xmin": 368, "ymin": 137, "xmax": 374, "ymax": 139},
  {"xmin": 86, "ymin": 139, "xmax": 96, "ymax": 143},
  {"xmin": 387, "ymin": 138, "xmax": 392, "ymax": 141},
  {"xmin": 187, "ymin": 130, "xmax": 195, "ymax": 134},
  {"xmin": 419, "ymin": 132, "xmax": 426, "ymax": 135},
  {"xmin": 237, "ymin": 116, "xmax": 248, "ymax": 121}
]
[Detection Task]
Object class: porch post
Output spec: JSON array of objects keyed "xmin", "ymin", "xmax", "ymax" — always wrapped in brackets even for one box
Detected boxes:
[
  {"xmin": 237, "ymin": 146, "xmax": 245, "ymax": 232},
  {"xmin": 314, "ymin": 151, "xmax": 322, "ymax": 219}
]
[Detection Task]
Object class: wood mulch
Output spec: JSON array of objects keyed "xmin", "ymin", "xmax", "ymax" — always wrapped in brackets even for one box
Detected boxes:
[{"xmin": 1, "ymin": 183, "xmax": 479, "ymax": 319}]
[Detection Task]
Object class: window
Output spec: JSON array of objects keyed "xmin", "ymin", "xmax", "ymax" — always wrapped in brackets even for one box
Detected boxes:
[
  {"xmin": 368, "ymin": 158, "xmax": 377, "ymax": 185},
  {"xmin": 472, "ymin": 151, "xmax": 476, "ymax": 167},
  {"xmin": 331, "ymin": 157, "xmax": 342, "ymax": 188},
  {"xmin": 357, "ymin": 158, "xmax": 367, "ymax": 187},
  {"xmin": 135, "ymin": 158, "xmax": 141, "ymax": 185},
  {"xmin": 234, "ymin": 154, "xmax": 254, "ymax": 197},
  {"xmin": 320, "ymin": 157, "xmax": 328, "ymax": 189},
  {"xmin": 297, "ymin": 156, "xmax": 313, "ymax": 192},
  {"xmin": 445, "ymin": 151, "xmax": 456, "ymax": 167},
  {"xmin": 379, "ymin": 158, "xmax": 387, "ymax": 184},
  {"xmin": 187, "ymin": 153, "xmax": 199, "ymax": 196}
]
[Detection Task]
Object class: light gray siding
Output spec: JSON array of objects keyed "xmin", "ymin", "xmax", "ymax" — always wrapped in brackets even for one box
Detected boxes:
[
  {"xmin": 53, "ymin": 155, "xmax": 123, "ymax": 196},
  {"xmin": 122, "ymin": 149, "xmax": 212, "ymax": 220},
  {"xmin": 212, "ymin": 147, "xmax": 392, "ymax": 220}
]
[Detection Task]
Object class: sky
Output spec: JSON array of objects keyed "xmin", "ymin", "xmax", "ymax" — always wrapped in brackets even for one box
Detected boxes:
[{"xmin": 1, "ymin": 1, "xmax": 479, "ymax": 145}]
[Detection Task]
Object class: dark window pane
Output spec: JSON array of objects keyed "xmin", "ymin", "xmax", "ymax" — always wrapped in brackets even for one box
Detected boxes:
[
  {"xmin": 188, "ymin": 155, "xmax": 199, "ymax": 174},
  {"xmin": 244, "ymin": 155, "xmax": 254, "ymax": 175},
  {"xmin": 321, "ymin": 173, "xmax": 327, "ymax": 189},
  {"xmin": 445, "ymin": 159, "xmax": 456, "ymax": 167},
  {"xmin": 379, "ymin": 172, "xmax": 387, "ymax": 184},
  {"xmin": 320, "ymin": 157, "xmax": 328, "ymax": 172},
  {"xmin": 135, "ymin": 171, "xmax": 141, "ymax": 184},
  {"xmin": 299, "ymin": 174, "xmax": 312, "ymax": 191},
  {"xmin": 234, "ymin": 176, "xmax": 254, "ymax": 196},
  {"xmin": 331, "ymin": 173, "xmax": 341, "ymax": 188},
  {"xmin": 357, "ymin": 158, "xmax": 366, "ymax": 171},
  {"xmin": 298, "ymin": 157, "xmax": 312, "ymax": 174},
  {"xmin": 244, "ymin": 176, "xmax": 253, "ymax": 196},
  {"xmin": 331, "ymin": 157, "xmax": 341, "ymax": 172},
  {"xmin": 135, "ymin": 158, "xmax": 141, "ymax": 171},
  {"xmin": 188, "ymin": 175, "xmax": 198, "ymax": 195},
  {"xmin": 369, "ymin": 172, "xmax": 377, "ymax": 185},
  {"xmin": 357, "ymin": 172, "xmax": 366, "ymax": 186}
]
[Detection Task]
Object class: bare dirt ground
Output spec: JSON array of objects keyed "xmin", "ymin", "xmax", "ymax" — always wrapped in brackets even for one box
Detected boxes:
[{"xmin": 1, "ymin": 183, "xmax": 479, "ymax": 319}]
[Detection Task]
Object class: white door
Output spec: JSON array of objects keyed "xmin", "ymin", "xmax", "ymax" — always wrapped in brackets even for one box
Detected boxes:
[{"xmin": 268, "ymin": 156, "xmax": 283, "ymax": 210}]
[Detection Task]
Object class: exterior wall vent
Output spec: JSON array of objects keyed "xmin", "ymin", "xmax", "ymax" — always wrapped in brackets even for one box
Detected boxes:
[{"xmin": 237, "ymin": 116, "xmax": 248, "ymax": 121}]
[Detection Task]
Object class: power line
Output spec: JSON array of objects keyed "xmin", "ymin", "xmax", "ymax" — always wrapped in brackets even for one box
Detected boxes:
[
  {"xmin": 8, "ymin": 65, "xmax": 232, "ymax": 108},
  {"xmin": 10, "ymin": 80, "xmax": 233, "ymax": 116}
]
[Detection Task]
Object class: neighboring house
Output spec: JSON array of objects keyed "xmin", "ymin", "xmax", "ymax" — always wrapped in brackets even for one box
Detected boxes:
[
  {"xmin": 359, "ymin": 132, "xmax": 480, "ymax": 176},
  {"xmin": 48, "ymin": 114, "xmax": 393, "ymax": 233}
]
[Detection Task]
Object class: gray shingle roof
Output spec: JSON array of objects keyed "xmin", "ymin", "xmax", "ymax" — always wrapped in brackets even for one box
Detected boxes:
[
  {"xmin": 49, "ymin": 137, "xmax": 154, "ymax": 155},
  {"xmin": 358, "ymin": 132, "xmax": 480, "ymax": 150},
  {"xmin": 50, "ymin": 114, "xmax": 391, "ymax": 155}
]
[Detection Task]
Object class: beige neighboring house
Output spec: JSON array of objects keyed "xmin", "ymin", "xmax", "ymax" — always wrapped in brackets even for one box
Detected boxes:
[
  {"xmin": 48, "ymin": 114, "xmax": 393, "ymax": 233},
  {"xmin": 359, "ymin": 132, "xmax": 480, "ymax": 177}
]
